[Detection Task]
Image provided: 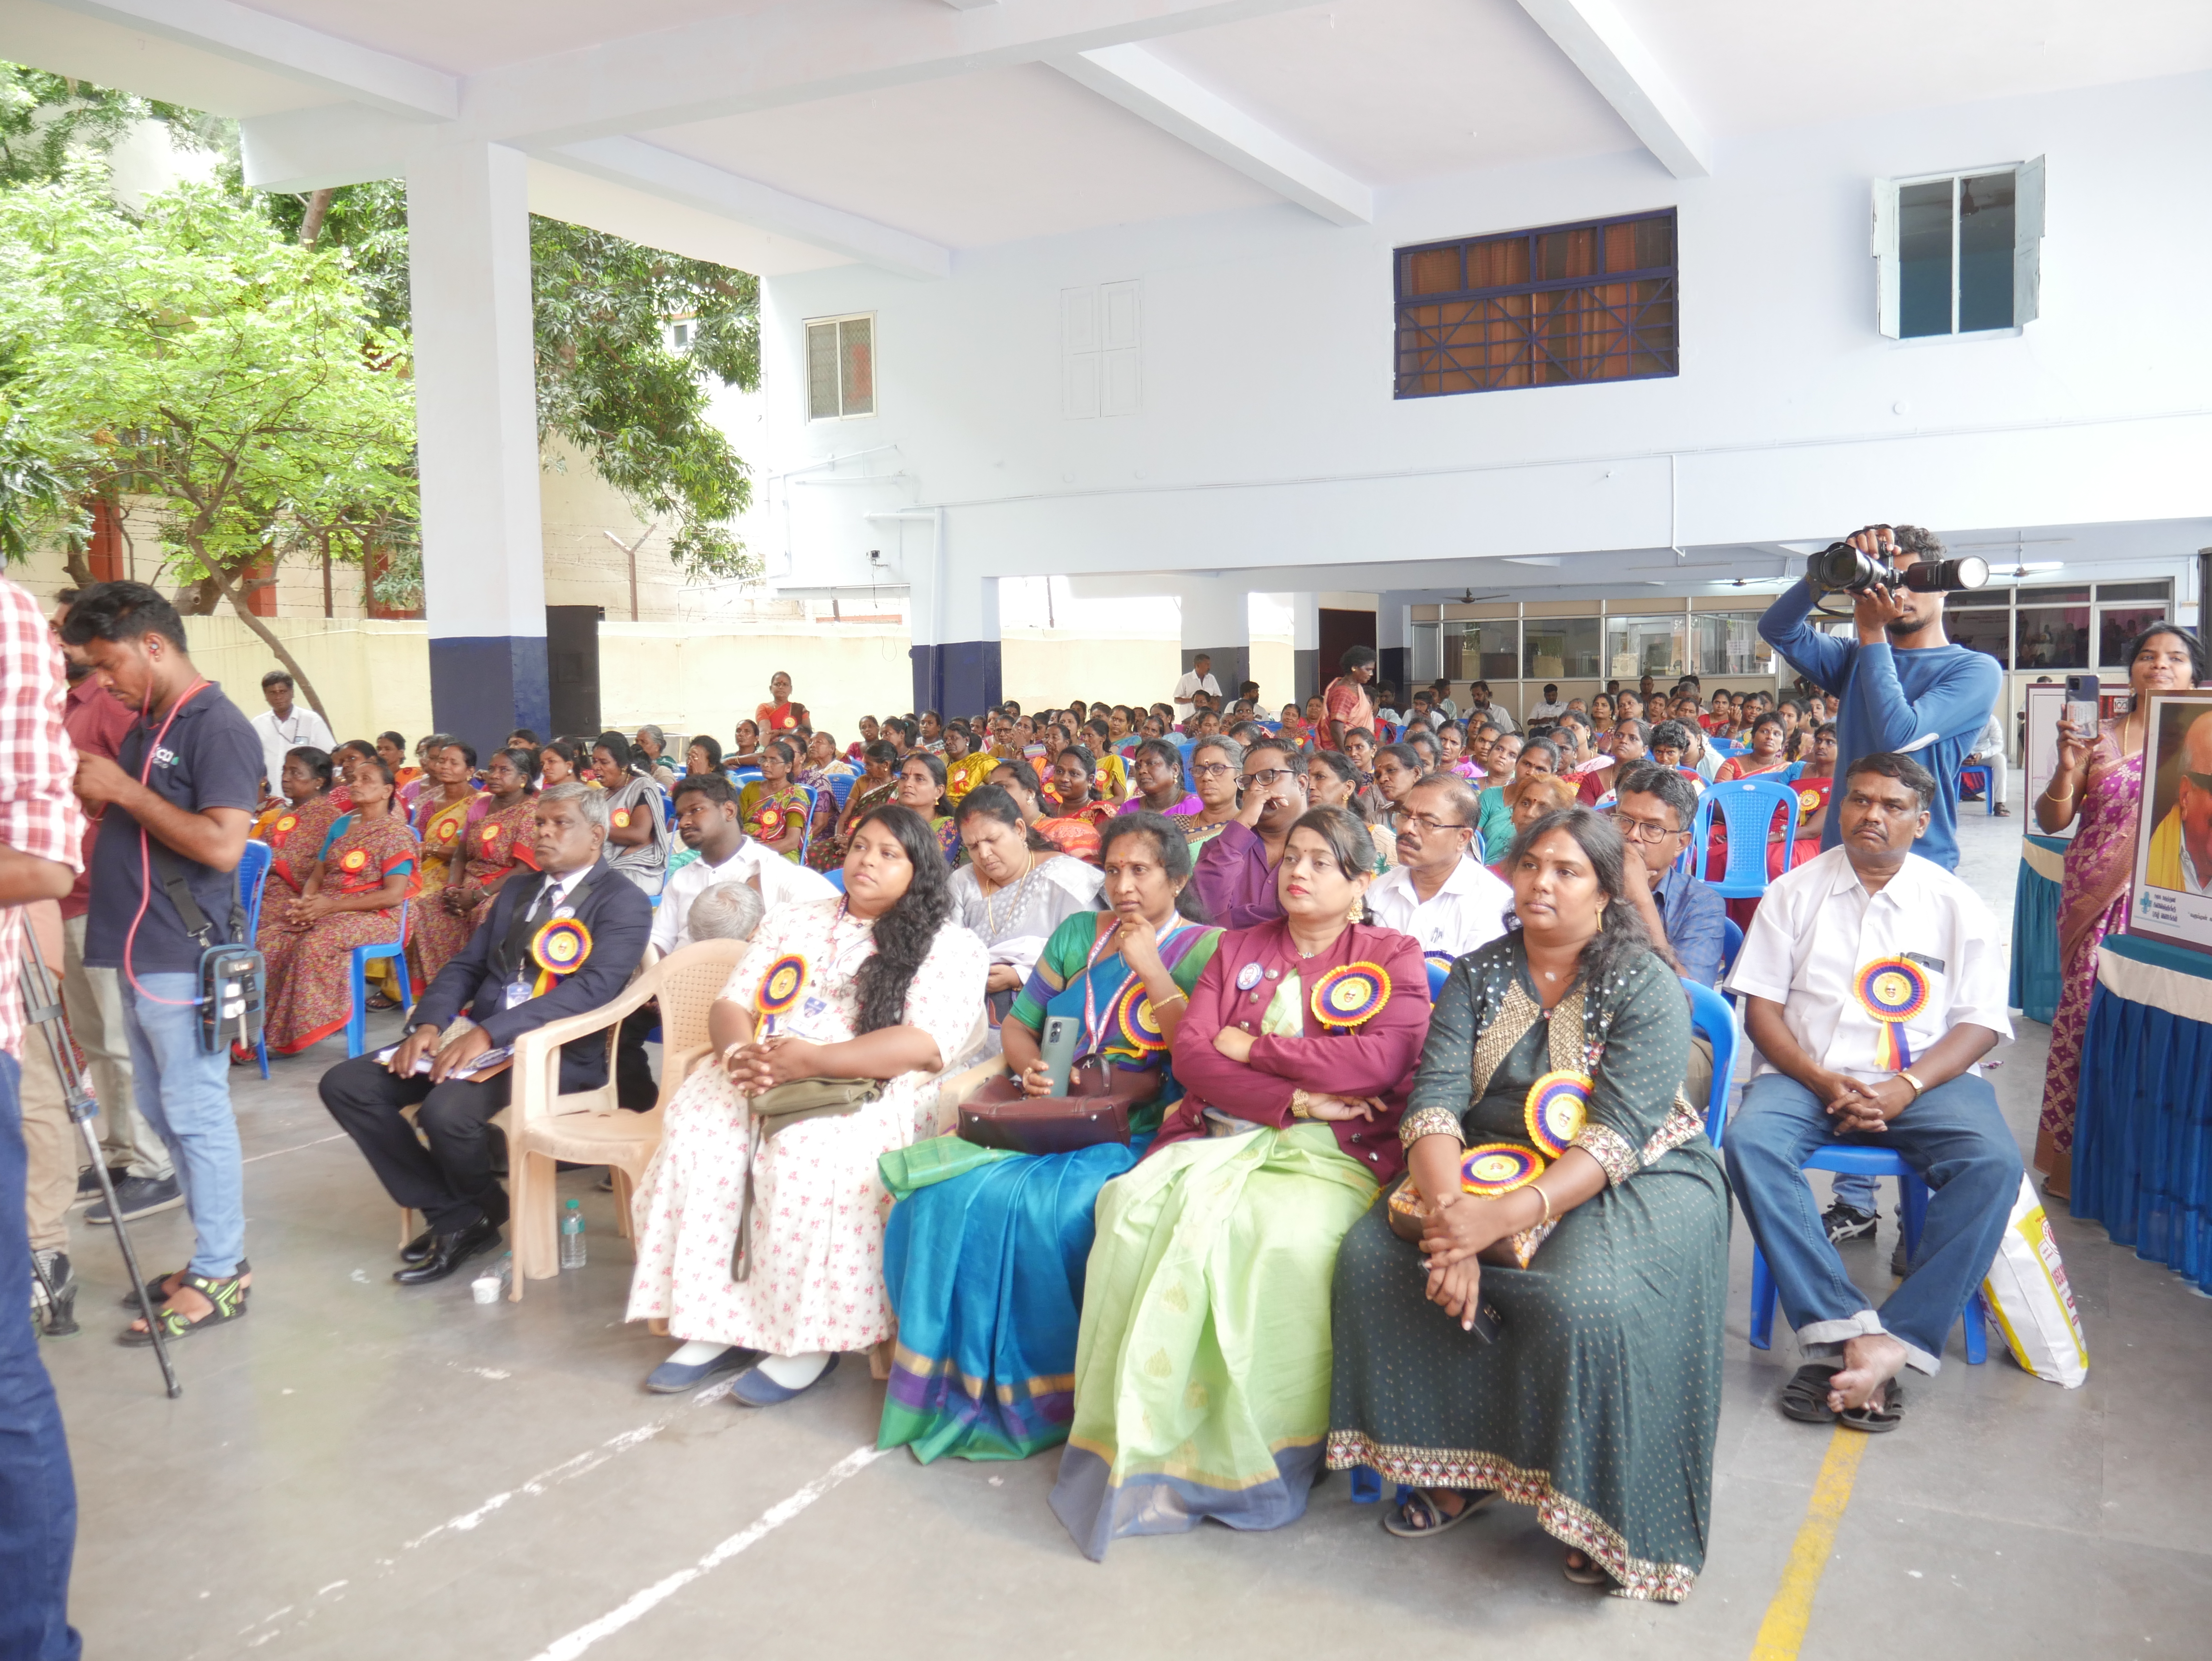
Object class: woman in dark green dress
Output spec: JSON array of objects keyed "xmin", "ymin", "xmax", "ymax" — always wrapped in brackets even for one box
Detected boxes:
[{"xmin": 1327, "ymin": 806, "xmax": 1729, "ymax": 1602}]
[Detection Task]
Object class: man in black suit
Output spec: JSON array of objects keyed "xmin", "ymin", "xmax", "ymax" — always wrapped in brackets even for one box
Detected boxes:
[{"xmin": 318, "ymin": 782, "xmax": 653, "ymax": 1284}]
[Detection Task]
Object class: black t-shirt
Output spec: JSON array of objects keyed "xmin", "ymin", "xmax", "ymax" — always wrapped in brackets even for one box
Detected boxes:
[{"xmin": 84, "ymin": 682, "xmax": 267, "ymax": 975}]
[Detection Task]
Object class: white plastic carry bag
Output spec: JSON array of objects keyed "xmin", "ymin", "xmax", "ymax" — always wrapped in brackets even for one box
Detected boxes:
[{"xmin": 1979, "ymin": 1175, "xmax": 2088, "ymax": 1388}]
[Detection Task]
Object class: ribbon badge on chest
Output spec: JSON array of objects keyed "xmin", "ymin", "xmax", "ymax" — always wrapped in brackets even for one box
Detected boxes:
[
  {"xmin": 480, "ymin": 821, "xmax": 502, "ymax": 847},
  {"xmin": 1798, "ymin": 786, "xmax": 1823, "ymax": 816},
  {"xmin": 1854, "ymin": 957, "xmax": 1930, "ymax": 1071},
  {"xmin": 529, "ymin": 918, "xmax": 593, "ymax": 995},
  {"xmin": 1524, "ymin": 1070, "xmax": 1592, "ymax": 1158},
  {"xmin": 1114, "ymin": 978, "xmax": 1170, "ymax": 1054},
  {"xmin": 1311, "ymin": 962, "xmax": 1391, "ymax": 1030},
  {"xmin": 274, "ymin": 813, "xmax": 297, "ymax": 836},
  {"xmin": 756, "ymin": 953, "xmax": 808, "ymax": 1034},
  {"xmin": 611, "ymin": 807, "xmax": 632, "ymax": 829}
]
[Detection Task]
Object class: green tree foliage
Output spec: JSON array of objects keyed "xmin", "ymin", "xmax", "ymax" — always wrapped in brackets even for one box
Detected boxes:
[
  {"xmin": 0, "ymin": 64, "xmax": 190, "ymax": 186},
  {"xmin": 0, "ymin": 170, "xmax": 417, "ymax": 716}
]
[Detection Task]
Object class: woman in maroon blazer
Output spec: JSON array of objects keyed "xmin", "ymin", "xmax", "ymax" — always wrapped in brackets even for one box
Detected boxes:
[{"xmin": 1050, "ymin": 805, "xmax": 1429, "ymax": 1561}]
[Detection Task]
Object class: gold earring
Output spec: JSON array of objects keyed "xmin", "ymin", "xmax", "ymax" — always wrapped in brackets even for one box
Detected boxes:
[{"xmin": 1347, "ymin": 898, "xmax": 1364, "ymax": 923}]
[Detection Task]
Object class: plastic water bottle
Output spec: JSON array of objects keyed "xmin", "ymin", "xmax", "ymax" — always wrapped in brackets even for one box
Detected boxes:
[{"xmin": 560, "ymin": 1200, "xmax": 586, "ymax": 1269}]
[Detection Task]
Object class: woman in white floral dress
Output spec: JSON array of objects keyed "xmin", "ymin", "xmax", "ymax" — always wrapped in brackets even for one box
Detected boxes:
[{"xmin": 626, "ymin": 804, "xmax": 988, "ymax": 1405}]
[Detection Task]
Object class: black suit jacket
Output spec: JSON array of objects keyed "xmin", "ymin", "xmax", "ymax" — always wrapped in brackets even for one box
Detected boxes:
[{"xmin": 412, "ymin": 858, "xmax": 654, "ymax": 1092}]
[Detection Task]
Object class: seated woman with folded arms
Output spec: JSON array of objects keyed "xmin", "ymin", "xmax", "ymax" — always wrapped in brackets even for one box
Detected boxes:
[
  {"xmin": 624, "ymin": 806, "xmax": 988, "ymax": 1405},
  {"xmin": 257, "ymin": 755, "xmax": 421, "ymax": 1055},
  {"xmin": 414, "ymin": 746, "xmax": 541, "ymax": 983},
  {"xmin": 256, "ymin": 746, "xmax": 343, "ymax": 907},
  {"xmin": 1050, "ymin": 805, "xmax": 1427, "ymax": 1561},
  {"xmin": 1327, "ymin": 806, "xmax": 1729, "ymax": 1602},
  {"xmin": 880, "ymin": 813, "xmax": 1222, "ymax": 1461}
]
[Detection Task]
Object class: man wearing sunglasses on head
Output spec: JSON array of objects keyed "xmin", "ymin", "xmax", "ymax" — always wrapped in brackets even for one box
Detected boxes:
[{"xmin": 1188, "ymin": 738, "xmax": 1310, "ymax": 927}]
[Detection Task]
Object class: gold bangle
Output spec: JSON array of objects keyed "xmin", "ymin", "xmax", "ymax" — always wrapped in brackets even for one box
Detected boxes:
[
  {"xmin": 1897, "ymin": 1070, "xmax": 1925, "ymax": 1099},
  {"xmin": 1531, "ymin": 1185, "xmax": 1553, "ymax": 1230},
  {"xmin": 1156, "ymin": 990, "xmax": 1189, "ymax": 1008}
]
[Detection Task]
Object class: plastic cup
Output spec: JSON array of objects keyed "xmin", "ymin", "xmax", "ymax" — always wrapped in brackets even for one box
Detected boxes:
[{"xmin": 470, "ymin": 1276, "xmax": 500, "ymax": 1305}]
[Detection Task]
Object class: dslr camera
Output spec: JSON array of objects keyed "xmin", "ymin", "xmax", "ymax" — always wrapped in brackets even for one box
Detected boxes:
[{"xmin": 1806, "ymin": 540, "xmax": 1989, "ymax": 596}]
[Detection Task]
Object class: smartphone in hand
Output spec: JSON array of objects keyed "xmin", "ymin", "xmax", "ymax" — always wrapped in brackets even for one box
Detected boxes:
[{"xmin": 2064, "ymin": 674, "xmax": 2101, "ymax": 734}]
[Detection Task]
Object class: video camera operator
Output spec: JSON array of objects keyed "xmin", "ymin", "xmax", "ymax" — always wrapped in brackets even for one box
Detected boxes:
[
  {"xmin": 1758, "ymin": 524, "xmax": 2000, "ymax": 1246},
  {"xmin": 61, "ymin": 582, "xmax": 263, "ymax": 1346},
  {"xmin": 0, "ymin": 573, "xmax": 89, "ymax": 1661}
]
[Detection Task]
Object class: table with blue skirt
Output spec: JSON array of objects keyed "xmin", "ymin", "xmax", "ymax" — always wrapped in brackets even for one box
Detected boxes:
[
  {"xmin": 2009, "ymin": 833, "xmax": 2067, "ymax": 1023},
  {"xmin": 2072, "ymin": 934, "xmax": 2212, "ymax": 1294}
]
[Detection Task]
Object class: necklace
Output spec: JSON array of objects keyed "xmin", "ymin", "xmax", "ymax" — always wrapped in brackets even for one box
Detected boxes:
[{"xmin": 980, "ymin": 851, "xmax": 1039, "ymax": 937}]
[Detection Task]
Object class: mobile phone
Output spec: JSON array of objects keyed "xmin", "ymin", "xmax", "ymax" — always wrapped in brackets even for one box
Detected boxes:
[
  {"xmin": 1040, "ymin": 1015, "xmax": 1080, "ymax": 1098},
  {"xmin": 2064, "ymin": 674, "xmax": 2100, "ymax": 734}
]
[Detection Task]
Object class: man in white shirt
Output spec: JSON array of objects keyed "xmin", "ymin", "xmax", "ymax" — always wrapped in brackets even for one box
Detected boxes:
[
  {"xmin": 1527, "ymin": 683, "xmax": 1568, "ymax": 721},
  {"xmin": 1363, "ymin": 775, "xmax": 1512, "ymax": 968},
  {"xmin": 1724, "ymin": 751, "xmax": 2019, "ymax": 1430},
  {"xmin": 250, "ymin": 669, "xmax": 336, "ymax": 797},
  {"xmin": 1464, "ymin": 681, "xmax": 1515, "ymax": 736},
  {"xmin": 616, "ymin": 772, "xmax": 835, "ymax": 1105},
  {"xmin": 1964, "ymin": 709, "xmax": 2008, "ymax": 816},
  {"xmin": 1172, "ymin": 654, "xmax": 1221, "ymax": 712}
]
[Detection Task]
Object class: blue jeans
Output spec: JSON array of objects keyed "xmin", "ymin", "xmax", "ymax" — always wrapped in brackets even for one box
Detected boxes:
[
  {"xmin": 1830, "ymin": 1170, "xmax": 1881, "ymax": 1213},
  {"xmin": 0, "ymin": 1051, "xmax": 83, "ymax": 1660},
  {"xmin": 1725, "ymin": 1070, "xmax": 2020, "ymax": 1374},
  {"xmin": 120, "ymin": 975, "xmax": 244, "ymax": 1279}
]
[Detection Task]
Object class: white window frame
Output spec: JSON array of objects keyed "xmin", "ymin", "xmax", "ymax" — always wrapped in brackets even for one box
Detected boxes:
[
  {"xmin": 1872, "ymin": 157, "xmax": 2043, "ymax": 340},
  {"xmin": 804, "ymin": 312, "xmax": 877, "ymax": 422},
  {"xmin": 1062, "ymin": 280, "xmax": 1141, "ymax": 419}
]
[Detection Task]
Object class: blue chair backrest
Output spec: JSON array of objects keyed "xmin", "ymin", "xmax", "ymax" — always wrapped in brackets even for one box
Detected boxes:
[
  {"xmin": 1692, "ymin": 778, "xmax": 1800, "ymax": 899},
  {"xmin": 1682, "ymin": 977, "xmax": 1738, "ymax": 1147},
  {"xmin": 824, "ymin": 867, "xmax": 846, "ymax": 894},
  {"xmin": 1424, "ymin": 958, "xmax": 1448, "ymax": 1001},
  {"xmin": 827, "ymin": 772, "xmax": 855, "ymax": 808},
  {"xmin": 732, "ymin": 767, "xmax": 764, "ymax": 785},
  {"xmin": 1720, "ymin": 916, "xmax": 1743, "ymax": 979},
  {"xmin": 238, "ymin": 840, "xmax": 273, "ymax": 940},
  {"xmin": 796, "ymin": 783, "xmax": 821, "ymax": 861},
  {"xmin": 1175, "ymin": 740, "xmax": 1197, "ymax": 790}
]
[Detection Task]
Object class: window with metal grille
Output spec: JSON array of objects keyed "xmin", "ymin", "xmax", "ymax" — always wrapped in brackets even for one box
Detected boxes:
[
  {"xmin": 805, "ymin": 313, "xmax": 875, "ymax": 420},
  {"xmin": 1394, "ymin": 211, "xmax": 1678, "ymax": 398}
]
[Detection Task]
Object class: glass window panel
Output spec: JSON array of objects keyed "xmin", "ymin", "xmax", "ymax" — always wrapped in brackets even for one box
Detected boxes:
[
  {"xmin": 2096, "ymin": 581, "xmax": 2170, "ymax": 603},
  {"xmin": 1410, "ymin": 622, "xmax": 1441, "ymax": 682},
  {"xmin": 1605, "ymin": 614, "xmax": 1686, "ymax": 681},
  {"xmin": 1947, "ymin": 608, "xmax": 2012, "ymax": 670},
  {"xmin": 1956, "ymin": 171, "xmax": 2016, "ymax": 333},
  {"xmin": 838, "ymin": 316, "xmax": 875, "ymax": 416},
  {"xmin": 1630, "ymin": 214, "xmax": 1674, "ymax": 271},
  {"xmin": 1523, "ymin": 617, "xmax": 1602, "ymax": 679},
  {"xmin": 1692, "ymin": 613, "xmax": 1770, "ymax": 678},
  {"xmin": 1442, "ymin": 619, "xmax": 1520, "ymax": 683},
  {"xmin": 1538, "ymin": 226, "xmax": 1598, "ymax": 281},
  {"xmin": 2098, "ymin": 606, "xmax": 2168, "ymax": 668},
  {"xmin": 1404, "ymin": 248, "xmax": 1460, "ymax": 295},
  {"xmin": 805, "ymin": 321, "xmax": 838, "ymax": 420},
  {"xmin": 2014, "ymin": 606, "xmax": 2090, "ymax": 671},
  {"xmin": 1466, "ymin": 236, "xmax": 1529, "ymax": 290},
  {"xmin": 2016, "ymin": 585, "xmax": 2090, "ymax": 603},
  {"xmin": 1898, "ymin": 179, "xmax": 1954, "ymax": 339}
]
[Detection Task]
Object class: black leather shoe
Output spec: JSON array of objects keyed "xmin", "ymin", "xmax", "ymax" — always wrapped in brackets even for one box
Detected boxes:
[
  {"xmin": 393, "ymin": 1218, "xmax": 501, "ymax": 1285},
  {"xmin": 399, "ymin": 1227, "xmax": 441, "ymax": 1265}
]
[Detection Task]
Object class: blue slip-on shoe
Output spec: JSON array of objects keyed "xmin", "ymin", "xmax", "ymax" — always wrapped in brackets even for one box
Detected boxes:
[
  {"xmin": 645, "ymin": 1345, "xmax": 753, "ymax": 1394},
  {"xmin": 729, "ymin": 1353, "xmax": 841, "ymax": 1408}
]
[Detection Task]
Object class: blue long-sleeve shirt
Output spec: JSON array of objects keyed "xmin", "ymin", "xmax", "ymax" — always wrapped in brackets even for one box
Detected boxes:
[{"xmin": 1758, "ymin": 581, "xmax": 2001, "ymax": 871}]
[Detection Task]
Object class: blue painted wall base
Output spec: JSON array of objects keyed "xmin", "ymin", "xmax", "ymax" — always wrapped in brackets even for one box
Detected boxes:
[
  {"xmin": 431, "ymin": 635, "xmax": 552, "ymax": 756},
  {"xmin": 912, "ymin": 639, "xmax": 1002, "ymax": 721}
]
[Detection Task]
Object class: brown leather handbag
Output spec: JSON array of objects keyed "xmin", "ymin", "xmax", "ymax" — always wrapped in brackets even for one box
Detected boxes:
[{"xmin": 958, "ymin": 1065, "xmax": 1146, "ymax": 1155}]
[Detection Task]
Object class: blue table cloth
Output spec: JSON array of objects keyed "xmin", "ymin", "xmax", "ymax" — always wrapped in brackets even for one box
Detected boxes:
[
  {"xmin": 2074, "ymin": 934, "xmax": 2212, "ymax": 1294},
  {"xmin": 2009, "ymin": 834, "xmax": 2066, "ymax": 1024}
]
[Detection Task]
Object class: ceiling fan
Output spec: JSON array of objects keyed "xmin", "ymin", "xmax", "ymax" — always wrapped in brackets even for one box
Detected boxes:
[{"xmin": 1452, "ymin": 588, "xmax": 1508, "ymax": 604}]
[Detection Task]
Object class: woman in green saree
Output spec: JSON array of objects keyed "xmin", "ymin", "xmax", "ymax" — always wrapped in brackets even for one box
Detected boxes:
[{"xmin": 1326, "ymin": 806, "xmax": 1730, "ymax": 1601}]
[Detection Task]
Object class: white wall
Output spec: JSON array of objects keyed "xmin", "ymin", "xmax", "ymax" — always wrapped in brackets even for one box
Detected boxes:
[{"xmin": 757, "ymin": 70, "xmax": 2212, "ymax": 593}]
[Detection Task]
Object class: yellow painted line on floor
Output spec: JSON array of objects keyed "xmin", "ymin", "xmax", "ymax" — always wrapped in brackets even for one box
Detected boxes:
[{"xmin": 1749, "ymin": 1426, "xmax": 1869, "ymax": 1661}]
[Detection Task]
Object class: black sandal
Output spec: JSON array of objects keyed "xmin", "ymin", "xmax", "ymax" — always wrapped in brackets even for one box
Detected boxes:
[
  {"xmin": 1779, "ymin": 1361, "xmax": 1842, "ymax": 1424},
  {"xmin": 1563, "ymin": 1549, "xmax": 1611, "ymax": 1586},
  {"xmin": 1382, "ymin": 1488, "xmax": 1494, "ymax": 1539},
  {"xmin": 1837, "ymin": 1380, "xmax": 1905, "ymax": 1433},
  {"xmin": 122, "ymin": 1258, "xmax": 250, "ymax": 1312},
  {"xmin": 119, "ymin": 1272, "xmax": 248, "ymax": 1345}
]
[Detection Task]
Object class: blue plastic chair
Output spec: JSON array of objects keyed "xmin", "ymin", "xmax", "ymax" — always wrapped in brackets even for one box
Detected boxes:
[
  {"xmin": 1720, "ymin": 916, "xmax": 1743, "ymax": 982},
  {"xmin": 1683, "ymin": 976, "xmax": 1738, "ymax": 1147},
  {"xmin": 1423, "ymin": 959, "xmax": 1448, "ymax": 1001},
  {"xmin": 1691, "ymin": 778, "xmax": 1800, "ymax": 901},
  {"xmin": 237, "ymin": 841, "xmax": 274, "ymax": 1078},
  {"xmin": 732, "ymin": 767, "xmax": 764, "ymax": 786},
  {"xmin": 823, "ymin": 868, "xmax": 846, "ymax": 894},
  {"xmin": 1175, "ymin": 740, "xmax": 1196, "ymax": 791},
  {"xmin": 1958, "ymin": 764, "xmax": 1996, "ymax": 815},
  {"xmin": 827, "ymin": 772, "xmax": 856, "ymax": 809},
  {"xmin": 344, "ymin": 903, "xmax": 415, "ymax": 1060}
]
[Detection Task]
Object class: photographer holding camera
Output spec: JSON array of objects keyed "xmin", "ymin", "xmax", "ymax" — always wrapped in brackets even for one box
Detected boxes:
[{"xmin": 1759, "ymin": 525, "xmax": 2001, "ymax": 1247}]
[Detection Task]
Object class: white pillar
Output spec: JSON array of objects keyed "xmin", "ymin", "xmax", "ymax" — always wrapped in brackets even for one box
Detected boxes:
[
  {"xmin": 1288, "ymin": 592, "xmax": 1320, "ymax": 705},
  {"xmin": 408, "ymin": 140, "xmax": 550, "ymax": 749},
  {"xmin": 908, "ymin": 514, "xmax": 1001, "ymax": 717}
]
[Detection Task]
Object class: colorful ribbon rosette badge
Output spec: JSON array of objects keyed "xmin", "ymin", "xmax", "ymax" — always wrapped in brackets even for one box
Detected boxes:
[
  {"xmin": 750, "ymin": 805, "xmax": 783, "ymax": 840},
  {"xmin": 1854, "ymin": 956, "xmax": 1931, "ymax": 1070},
  {"xmin": 1523, "ymin": 1069, "xmax": 1592, "ymax": 1159},
  {"xmin": 1311, "ymin": 962, "xmax": 1392, "ymax": 1031},
  {"xmin": 1461, "ymin": 1142, "xmax": 1545, "ymax": 1197},
  {"xmin": 480, "ymin": 821, "xmax": 502, "ymax": 846},
  {"xmin": 274, "ymin": 813, "xmax": 297, "ymax": 836},
  {"xmin": 1798, "ymin": 786, "xmax": 1823, "ymax": 816},
  {"xmin": 339, "ymin": 848, "xmax": 370, "ymax": 881},
  {"xmin": 528, "ymin": 917, "xmax": 593, "ymax": 996},
  {"xmin": 1113, "ymin": 979, "xmax": 1169, "ymax": 1054},
  {"xmin": 611, "ymin": 807, "xmax": 632, "ymax": 830},
  {"xmin": 755, "ymin": 953, "xmax": 808, "ymax": 1034}
]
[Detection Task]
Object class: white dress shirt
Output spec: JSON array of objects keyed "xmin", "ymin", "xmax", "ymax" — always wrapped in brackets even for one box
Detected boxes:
[
  {"xmin": 1528, "ymin": 699, "xmax": 1568, "ymax": 721},
  {"xmin": 1727, "ymin": 845, "xmax": 2013, "ymax": 1083},
  {"xmin": 1172, "ymin": 670, "xmax": 1221, "ymax": 707},
  {"xmin": 250, "ymin": 703, "xmax": 336, "ymax": 793},
  {"xmin": 1365, "ymin": 855, "xmax": 1514, "ymax": 962},
  {"xmin": 649, "ymin": 838, "xmax": 836, "ymax": 955}
]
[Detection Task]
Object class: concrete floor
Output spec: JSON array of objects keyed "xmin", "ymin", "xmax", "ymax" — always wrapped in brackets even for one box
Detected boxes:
[{"xmin": 40, "ymin": 774, "xmax": 2212, "ymax": 1659}]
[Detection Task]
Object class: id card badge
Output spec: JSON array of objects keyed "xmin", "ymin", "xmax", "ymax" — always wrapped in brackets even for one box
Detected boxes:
[{"xmin": 505, "ymin": 979, "xmax": 533, "ymax": 1010}]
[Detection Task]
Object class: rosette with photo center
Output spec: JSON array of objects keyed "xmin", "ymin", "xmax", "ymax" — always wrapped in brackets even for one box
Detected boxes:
[
  {"xmin": 1523, "ymin": 1070, "xmax": 1592, "ymax": 1159},
  {"xmin": 1310, "ymin": 961, "xmax": 1392, "ymax": 1030},
  {"xmin": 1460, "ymin": 1142, "xmax": 1546, "ymax": 1197}
]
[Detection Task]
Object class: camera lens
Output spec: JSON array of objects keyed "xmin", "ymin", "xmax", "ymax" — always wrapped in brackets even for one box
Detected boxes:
[
  {"xmin": 1808, "ymin": 542, "xmax": 1881, "ymax": 592},
  {"xmin": 1900, "ymin": 556, "xmax": 1991, "ymax": 593}
]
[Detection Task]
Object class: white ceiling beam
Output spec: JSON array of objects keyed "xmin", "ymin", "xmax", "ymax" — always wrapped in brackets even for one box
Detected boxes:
[
  {"xmin": 1513, "ymin": 0, "xmax": 1711, "ymax": 179},
  {"xmin": 940, "ymin": 1, "xmax": 1001, "ymax": 9},
  {"xmin": 463, "ymin": 0, "xmax": 1322, "ymax": 146},
  {"xmin": 1048, "ymin": 43, "xmax": 1370, "ymax": 226},
  {"xmin": 39, "ymin": 0, "xmax": 457, "ymax": 120},
  {"xmin": 549, "ymin": 138, "xmax": 951, "ymax": 280}
]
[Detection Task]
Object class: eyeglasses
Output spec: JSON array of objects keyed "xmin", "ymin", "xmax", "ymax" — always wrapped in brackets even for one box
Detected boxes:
[
  {"xmin": 1191, "ymin": 761, "xmax": 1235, "ymax": 779},
  {"xmin": 1242, "ymin": 767, "xmax": 1298, "ymax": 788},
  {"xmin": 1613, "ymin": 812, "xmax": 1685, "ymax": 843},
  {"xmin": 1389, "ymin": 809, "xmax": 1470, "ymax": 835}
]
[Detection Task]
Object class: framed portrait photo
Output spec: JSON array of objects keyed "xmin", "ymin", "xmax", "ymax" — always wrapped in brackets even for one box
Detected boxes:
[{"xmin": 2129, "ymin": 690, "xmax": 2212, "ymax": 957}]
